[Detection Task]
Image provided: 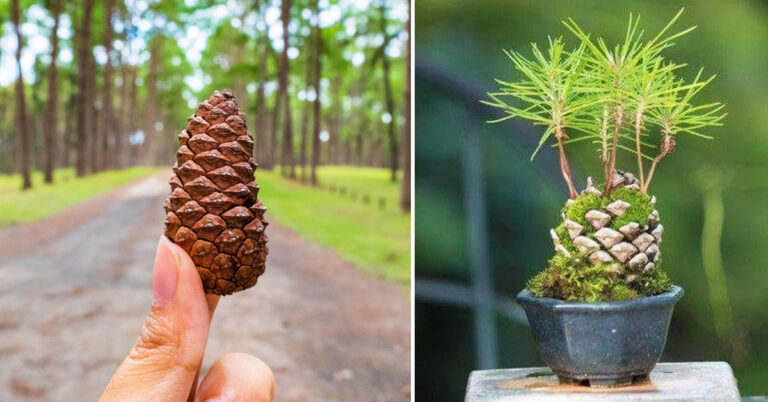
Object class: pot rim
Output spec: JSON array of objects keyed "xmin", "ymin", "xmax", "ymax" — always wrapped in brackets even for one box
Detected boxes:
[{"xmin": 516, "ymin": 285, "xmax": 683, "ymax": 312}]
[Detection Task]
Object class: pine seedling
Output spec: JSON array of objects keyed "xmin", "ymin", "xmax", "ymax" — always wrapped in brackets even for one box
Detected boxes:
[
  {"xmin": 484, "ymin": 9, "xmax": 726, "ymax": 301},
  {"xmin": 482, "ymin": 38, "xmax": 599, "ymax": 199}
]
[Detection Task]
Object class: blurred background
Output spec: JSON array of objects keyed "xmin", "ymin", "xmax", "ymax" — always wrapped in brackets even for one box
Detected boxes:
[
  {"xmin": 0, "ymin": 0, "xmax": 410, "ymax": 190},
  {"xmin": 0, "ymin": 0, "xmax": 411, "ymax": 400},
  {"xmin": 415, "ymin": 0, "xmax": 768, "ymax": 400}
]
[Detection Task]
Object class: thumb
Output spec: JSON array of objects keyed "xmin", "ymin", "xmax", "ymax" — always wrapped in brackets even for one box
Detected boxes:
[{"xmin": 101, "ymin": 236, "xmax": 212, "ymax": 402}]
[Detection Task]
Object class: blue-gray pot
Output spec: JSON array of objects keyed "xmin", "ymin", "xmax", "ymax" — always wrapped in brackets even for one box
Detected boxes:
[{"xmin": 516, "ymin": 285, "xmax": 683, "ymax": 387}]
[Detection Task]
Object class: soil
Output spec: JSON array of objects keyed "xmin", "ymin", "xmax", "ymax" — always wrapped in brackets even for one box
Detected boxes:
[{"xmin": 0, "ymin": 172, "xmax": 411, "ymax": 401}]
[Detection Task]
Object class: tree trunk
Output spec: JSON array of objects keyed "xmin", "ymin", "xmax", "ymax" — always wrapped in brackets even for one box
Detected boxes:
[
  {"xmin": 118, "ymin": 11, "xmax": 134, "ymax": 169},
  {"xmin": 0, "ymin": 99, "xmax": 10, "ymax": 172},
  {"xmin": 99, "ymin": 0, "xmax": 114, "ymax": 171},
  {"xmin": 7, "ymin": 96, "xmax": 20, "ymax": 172},
  {"xmin": 268, "ymin": 63, "xmax": 281, "ymax": 170},
  {"xmin": 29, "ymin": 112, "xmax": 40, "ymax": 173},
  {"xmin": 365, "ymin": 135, "xmax": 378, "ymax": 167},
  {"xmin": 376, "ymin": 137, "xmax": 384, "ymax": 167},
  {"xmin": 282, "ymin": 88, "xmax": 295, "ymax": 178},
  {"xmin": 310, "ymin": 0, "xmax": 323, "ymax": 185},
  {"xmin": 115, "ymin": 53, "xmax": 128, "ymax": 169},
  {"xmin": 32, "ymin": 66, "xmax": 44, "ymax": 172},
  {"xmin": 378, "ymin": 5, "xmax": 398, "ymax": 182},
  {"xmin": 143, "ymin": 36, "xmax": 160, "ymax": 166},
  {"xmin": 353, "ymin": 62, "xmax": 368, "ymax": 167},
  {"xmin": 254, "ymin": 34, "xmax": 270, "ymax": 168},
  {"xmin": 399, "ymin": 0, "xmax": 411, "ymax": 212},
  {"xmin": 298, "ymin": 36, "xmax": 312, "ymax": 180},
  {"xmin": 356, "ymin": 132, "xmax": 363, "ymax": 166},
  {"xmin": 43, "ymin": 0, "xmax": 62, "ymax": 183},
  {"xmin": 43, "ymin": 0, "xmax": 61, "ymax": 183},
  {"xmin": 343, "ymin": 139, "xmax": 350, "ymax": 165},
  {"xmin": 279, "ymin": 0, "xmax": 295, "ymax": 178},
  {"xmin": 299, "ymin": 101, "xmax": 309, "ymax": 179},
  {"xmin": 328, "ymin": 75, "xmax": 341, "ymax": 165},
  {"xmin": 127, "ymin": 65, "xmax": 138, "ymax": 166},
  {"xmin": 76, "ymin": 0, "xmax": 93, "ymax": 177},
  {"xmin": 62, "ymin": 87, "xmax": 76, "ymax": 167},
  {"xmin": 12, "ymin": 0, "xmax": 31, "ymax": 189},
  {"xmin": 88, "ymin": 63, "xmax": 99, "ymax": 173}
]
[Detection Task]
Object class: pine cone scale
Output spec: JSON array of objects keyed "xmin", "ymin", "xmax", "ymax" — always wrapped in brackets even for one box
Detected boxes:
[{"xmin": 188, "ymin": 134, "xmax": 220, "ymax": 153}]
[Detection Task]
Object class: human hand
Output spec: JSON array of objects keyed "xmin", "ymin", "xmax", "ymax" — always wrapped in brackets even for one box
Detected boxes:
[{"xmin": 100, "ymin": 237, "xmax": 274, "ymax": 401}]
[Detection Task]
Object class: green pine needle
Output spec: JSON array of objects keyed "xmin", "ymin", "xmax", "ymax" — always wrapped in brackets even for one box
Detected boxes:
[{"xmin": 484, "ymin": 8, "xmax": 725, "ymax": 168}]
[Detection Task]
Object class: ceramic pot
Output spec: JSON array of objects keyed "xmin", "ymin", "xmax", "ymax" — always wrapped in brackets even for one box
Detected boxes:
[{"xmin": 516, "ymin": 286, "xmax": 683, "ymax": 387}]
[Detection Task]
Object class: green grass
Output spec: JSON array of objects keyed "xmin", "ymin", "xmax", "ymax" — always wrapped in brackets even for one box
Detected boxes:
[
  {"xmin": 257, "ymin": 166, "xmax": 410, "ymax": 284},
  {"xmin": 0, "ymin": 167, "xmax": 161, "ymax": 227}
]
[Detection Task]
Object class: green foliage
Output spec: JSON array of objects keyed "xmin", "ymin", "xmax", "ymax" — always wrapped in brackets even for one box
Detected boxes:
[
  {"xmin": 0, "ymin": 167, "xmax": 161, "ymax": 227},
  {"xmin": 482, "ymin": 37, "xmax": 598, "ymax": 159},
  {"xmin": 484, "ymin": 9, "xmax": 725, "ymax": 192},
  {"xmin": 154, "ymin": 34, "xmax": 194, "ymax": 126},
  {"xmin": 528, "ymin": 253, "xmax": 671, "ymax": 302},
  {"xmin": 190, "ymin": 0, "xmax": 408, "ymax": 161},
  {"xmin": 645, "ymin": 68, "xmax": 726, "ymax": 140},
  {"xmin": 198, "ymin": 21, "xmax": 255, "ymax": 100},
  {"xmin": 0, "ymin": 0, "xmax": 409, "ymax": 177}
]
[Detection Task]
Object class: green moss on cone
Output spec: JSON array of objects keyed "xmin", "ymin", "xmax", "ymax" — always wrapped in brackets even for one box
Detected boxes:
[
  {"xmin": 532, "ymin": 182, "xmax": 671, "ymax": 302},
  {"xmin": 528, "ymin": 254, "xmax": 672, "ymax": 302}
]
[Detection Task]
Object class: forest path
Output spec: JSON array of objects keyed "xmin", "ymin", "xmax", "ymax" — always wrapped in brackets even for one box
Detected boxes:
[{"xmin": 0, "ymin": 172, "xmax": 410, "ymax": 401}]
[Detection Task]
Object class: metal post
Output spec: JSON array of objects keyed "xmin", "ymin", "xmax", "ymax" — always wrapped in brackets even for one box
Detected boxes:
[{"xmin": 462, "ymin": 125, "xmax": 497, "ymax": 369}]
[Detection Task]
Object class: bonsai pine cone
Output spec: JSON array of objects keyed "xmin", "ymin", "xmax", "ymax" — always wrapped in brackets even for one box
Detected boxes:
[
  {"xmin": 163, "ymin": 90, "xmax": 268, "ymax": 296},
  {"xmin": 552, "ymin": 170, "xmax": 663, "ymax": 282}
]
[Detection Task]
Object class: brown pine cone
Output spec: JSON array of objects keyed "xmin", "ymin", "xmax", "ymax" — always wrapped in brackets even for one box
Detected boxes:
[{"xmin": 163, "ymin": 90, "xmax": 269, "ymax": 295}]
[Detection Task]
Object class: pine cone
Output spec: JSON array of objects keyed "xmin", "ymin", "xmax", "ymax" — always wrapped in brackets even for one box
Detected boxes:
[
  {"xmin": 553, "ymin": 171, "xmax": 662, "ymax": 282},
  {"xmin": 163, "ymin": 90, "xmax": 268, "ymax": 296}
]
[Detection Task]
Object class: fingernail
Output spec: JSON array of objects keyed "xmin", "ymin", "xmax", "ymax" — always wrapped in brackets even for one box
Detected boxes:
[{"xmin": 153, "ymin": 236, "xmax": 180, "ymax": 306}]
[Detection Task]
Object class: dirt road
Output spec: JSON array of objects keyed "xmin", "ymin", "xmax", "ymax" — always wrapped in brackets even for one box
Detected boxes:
[{"xmin": 0, "ymin": 173, "xmax": 410, "ymax": 401}]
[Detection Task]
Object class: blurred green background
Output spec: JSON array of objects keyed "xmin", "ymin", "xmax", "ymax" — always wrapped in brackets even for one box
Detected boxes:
[{"xmin": 415, "ymin": 0, "xmax": 768, "ymax": 399}]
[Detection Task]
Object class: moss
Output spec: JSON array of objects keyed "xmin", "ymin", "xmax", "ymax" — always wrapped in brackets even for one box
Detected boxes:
[
  {"xmin": 636, "ymin": 258, "xmax": 672, "ymax": 295},
  {"xmin": 528, "ymin": 255, "xmax": 640, "ymax": 302},
  {"xmin": 561, "ymin": 187, "xmax": 654, "ymax": 230},
  {"xmin": 554, "ymin": 223, "xmax": 576, "ymax": 254},
  {"xmin": 609, "ymin": 187, "xmax": 654, "ymax": 229},
  {"xmin": 611, "ymin": 283, "xmax": 641, "ymax": 301},
  {"xmin": 527, "ymin": 254, "xmax": 672, "ymax": 302},
  {"xmin": 562, "ymin": 193, "xmax": 606, "ymax": 231}
]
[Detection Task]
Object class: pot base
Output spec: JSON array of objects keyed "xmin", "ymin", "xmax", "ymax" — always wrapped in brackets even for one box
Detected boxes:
[{"xmin": 556, "ymin": 372, "xmax": 649, "ymax": 388}]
